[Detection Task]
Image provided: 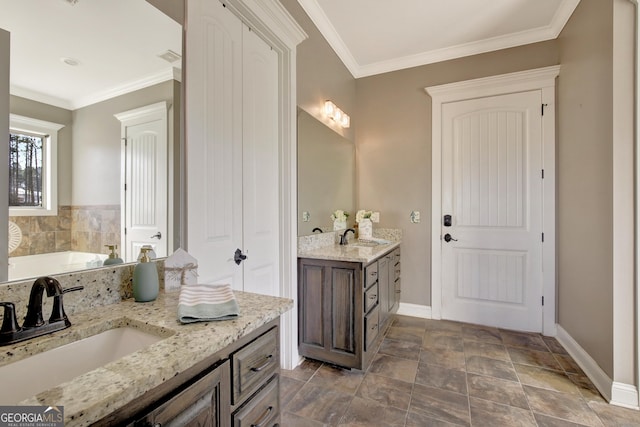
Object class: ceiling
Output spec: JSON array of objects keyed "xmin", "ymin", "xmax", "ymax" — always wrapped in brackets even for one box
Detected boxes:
[
  {"xmin": 0, "ymin": 0, "xmax": 181, "ymax": 110},
  {"xmin": 297, "ymin": 0, "xmax": 581, "ymax": 78}
]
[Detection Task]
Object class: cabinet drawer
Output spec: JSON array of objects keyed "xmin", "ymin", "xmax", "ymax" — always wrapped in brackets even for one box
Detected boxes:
[
  {"xmin": 364, "ymin": 282, "xmax": 378, "ymax": 313},
  {"xmin": 365, "ymin": 263, "xmax": 378, "ymax": 289},
  {"xmin": 232, "ymin": 327, "xmax": 279, "ymax": 405},
  {"xmin": 364, "ymin": 306, "xmax": 379, "ymax": 352},
  {"xmin": 233, "ymin": 375, "xmax": 279, "ymax": 427}
]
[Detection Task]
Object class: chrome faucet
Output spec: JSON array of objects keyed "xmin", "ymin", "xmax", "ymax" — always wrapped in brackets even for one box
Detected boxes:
[
  {"xmin": 339, "ymin": 228, "xmax": 355, "ymax": 245},
  {"xmin": 0, "ymin": 277, "xmax": 83, "ymax": 346}
]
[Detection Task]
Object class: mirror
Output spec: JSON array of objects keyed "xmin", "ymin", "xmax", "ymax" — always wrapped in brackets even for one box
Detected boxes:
[
  {"xmin": 297, "ymin": 109, "xmax": 356, "ymax": 236},
  {"xmin": 1, "ymin": 0, "xmax": 182, "ymax": 282}
]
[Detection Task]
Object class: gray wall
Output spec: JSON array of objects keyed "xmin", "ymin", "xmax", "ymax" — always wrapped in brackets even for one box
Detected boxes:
[
  {"xmin": 355, "ymin": 42, "xmax": 560, "ymax": 307},
  {"xmin": 0, "ymin": 29, "xmax": 9, "ymax": 281},
  {"xmin": 72, "ymin": 80, "xmax": 177, "ymax": 206}
]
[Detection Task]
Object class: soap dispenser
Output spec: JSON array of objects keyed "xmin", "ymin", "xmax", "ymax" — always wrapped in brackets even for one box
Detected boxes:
[
  {"xmin": 133, "ymin": 247, "xmax": 159, "ymax": 302},
  {"xmin": 103, "ymin": 244, "xmax": 124, "ymax": 266}
]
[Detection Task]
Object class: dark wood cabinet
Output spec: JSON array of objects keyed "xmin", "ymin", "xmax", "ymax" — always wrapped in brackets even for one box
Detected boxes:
[
  {"xmin": 99, "ymin": 320, "xmax": 282, "ymax": 427},
  {"xmin": 298, "ymin": 247, "xmax": 401, "ymax": 370}
]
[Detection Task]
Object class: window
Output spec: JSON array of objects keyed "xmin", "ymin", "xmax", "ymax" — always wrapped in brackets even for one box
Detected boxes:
[{"xmin": 8, "ymin": 114, "xmax": 63, "ymax": 216}]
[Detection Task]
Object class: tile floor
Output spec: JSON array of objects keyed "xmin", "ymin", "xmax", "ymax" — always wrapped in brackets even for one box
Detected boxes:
[{"xmin": 280, "ymin": 315, "xmax": 640, "ymax": 426}]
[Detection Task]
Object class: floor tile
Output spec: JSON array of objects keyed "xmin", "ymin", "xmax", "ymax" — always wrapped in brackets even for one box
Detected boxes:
[
  {"xmin": 554, "ymin": 353, "xmax": 585, "ymax": 374},
  {"xmin": 410, "ymin": 383, "xmax": 470, "ymax": 426},
  {"xmin": 406, "ymin": 411, "xmax": 465, "ymax": 427},
  {"xmin": 308, "ymin": 363, "xmax": 364, "ymax": 395},
  {"xmin": 461, "ymin": 324, "xmax": 503, "ymax": 344},
  {"xmin": 378, "ymin": 337, "xmax": 421, "ymax": 361},
  {"xmin": 463, "ymin": 340, "xmax": 510, "ymax": 362},
  {"xmin": 415, "ymin": 363, "xmax": 467, "ymax": 395},
  {"xmin": 280, "ymin": 375, "xmax": 305, "ymax": 409},
  {"xmin": 419, "ymin": 346, "xmax": 466, "ymax": 371},
  {"xmin": 281, "ymin": 411, "xmax": 328, "ymax": 427},
  {"xmin": 469, "ymin": 397, "xmax": 537, "ymax": 426},
  {"xmin": 424, "ymin": 318, "xmax": 463, "ymax": 333},
  {"xmin": 508, "ymin": 346, "xmax": 564, "ymax": 371},
  {"xmin": 568, "ymin": 373, "xmax": 606, "ymax": 403},
  {"xmin": 515, "ymin": 363, "xmax": 582, "ymax": 396},
  {"xmin": 281, "ymin": 358, "xmax": 322, "ymax": 382},
  {"xmin": 588, "ymin": 400, "xmax": 640, "ymax": 426},
  {"xmin": 368, "ymin": 353, "xmax": 418, "ymax": 383},
  {"xmin": 338, "ymin": 396, "xmax": 407, "ymax": 426},
  {"xmin": 423, "ymin": 330, "xmax": 464, "ymax": 351},
  {"xmin": 523, "ymin": 385, "xmax": 604, "ymax": 426},
  {"xmin": 466, "ymin": 372, "xmax": 529, "ymax": 410},
  {"xmin": 465, "ymin": 355, "xmax": 519, "ymax": 382},
  {"xmin": 386, "ymin": 326, "xmax": 424, "ymax": 345},
  {"xmin": 286, "ymin": 383, "xmax": 353, "ymax": 425},
  {"xmin": 543, "ymin": 336, "xmax": 569, "ymax": 354},
  {"xmin": 356, "ymin": 372, "xmax": 413, "ymax": 410},
  {"xmin": 500, "ymin": 329, "xmax": 548, "ymax": 352},
  {"xmin": 534, "ymin": 413, "xmax": 594, "ymax": 427},
  {"xmin": 392, "ymin": 315, "xmax": 427, "ymax": 329}
]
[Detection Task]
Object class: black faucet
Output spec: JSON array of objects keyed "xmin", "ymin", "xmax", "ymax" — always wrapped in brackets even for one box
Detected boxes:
[
  {"xmin": 339, "ymin": 228, "xmax": 355, "ymax": 245},
  {"xmin": 0, "ymin": 277, "xmax": 83, "ymax": 346}
]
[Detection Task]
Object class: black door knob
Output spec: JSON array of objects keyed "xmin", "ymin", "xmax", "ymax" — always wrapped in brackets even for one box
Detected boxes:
[
  {"xmin": 443, "ymin": 233, "xmax": 458, "ymax": 242},
  {"xmin": 234, "ymin": 248, "xmax": 247, "ymax": 265}
]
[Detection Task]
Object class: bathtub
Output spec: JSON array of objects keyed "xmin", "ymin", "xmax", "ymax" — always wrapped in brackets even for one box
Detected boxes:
[{"xmin": 8, "ymin": 251, "xmax": 109, "ymax": 282}]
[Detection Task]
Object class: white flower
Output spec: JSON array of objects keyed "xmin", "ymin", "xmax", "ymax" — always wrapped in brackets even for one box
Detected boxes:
[
  {"xmin": 356, "ymin": 209, "xmax": 379, "ymax": 223},
  {"xmin": 331, "ymin": 210, "xmax": 348, "ymax": 222},
  {"xmin": 370, "ymin": 212, "xmax": 380, "ymax": 223}
]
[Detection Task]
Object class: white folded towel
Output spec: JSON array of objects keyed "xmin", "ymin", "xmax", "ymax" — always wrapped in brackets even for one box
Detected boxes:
[{"xmin": 178, "ymin": 284, "xmax": 240, "ymax": 323}]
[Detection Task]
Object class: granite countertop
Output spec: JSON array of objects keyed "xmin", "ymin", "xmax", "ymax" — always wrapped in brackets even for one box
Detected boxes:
[
  {"xmin": 0, "ymin": 290, "xmax": 293, "ymax": 427},
  {"xmin": 297, "ymin": 239, "xmax": 401, "ymax": 264}
]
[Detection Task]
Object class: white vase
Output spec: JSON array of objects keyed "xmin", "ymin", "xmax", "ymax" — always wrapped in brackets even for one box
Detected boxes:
[
  {"xmin": 358, "ymin": 218, "xmax": 373, "ymax": 240},
  {"xmin": 333, "ymin": 219, "xmax": 347, "ymax": 231}
]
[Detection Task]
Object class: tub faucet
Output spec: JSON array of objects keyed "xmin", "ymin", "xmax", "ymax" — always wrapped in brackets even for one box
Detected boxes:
[
  {"xmin": 0, "ymin": 277, "xmax": 83, "ymax": 346},
  {"xmin": 340, "ymin": 228, "xmax": 355, "ymax": 245}
]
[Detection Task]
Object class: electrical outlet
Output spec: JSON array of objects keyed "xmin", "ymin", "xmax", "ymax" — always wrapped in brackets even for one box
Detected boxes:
[
  {"xmin": 410, "ymin": 211, "xmax": 420, "ymax": 223},
  {"xmin": 302, "ymin": 211, "xmax": 310, "ymax": 222}
]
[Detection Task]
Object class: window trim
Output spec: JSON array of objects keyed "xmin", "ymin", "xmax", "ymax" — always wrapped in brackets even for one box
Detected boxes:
[{"xmin": 9, "ymin": 114, "xmax": 64, "ymax": 216}]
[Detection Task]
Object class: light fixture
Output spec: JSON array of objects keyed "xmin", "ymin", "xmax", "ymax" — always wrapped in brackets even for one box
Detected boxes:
[{"xmin": 324, "ymin": 100, "xmax": 350, "ymax": 128}]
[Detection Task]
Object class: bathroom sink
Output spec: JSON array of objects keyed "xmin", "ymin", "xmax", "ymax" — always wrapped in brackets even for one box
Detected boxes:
[
  {"xmin": 0, "ymin": 326, "xmax": 167, "ymax": 404},
  {"xmin": 349, "ymin": 238, "xmax": 391, "ymax": 248}
]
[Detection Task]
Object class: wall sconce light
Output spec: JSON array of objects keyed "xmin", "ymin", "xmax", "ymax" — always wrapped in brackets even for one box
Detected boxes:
[{"xmin": 324, "ymin": 100, "xmax": 350, "ymax": 128}]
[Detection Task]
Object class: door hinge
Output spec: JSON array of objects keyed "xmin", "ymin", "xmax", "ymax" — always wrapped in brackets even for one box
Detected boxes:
[
  {"xmin": 541, "ymin": 233, "xmax": 545, "ymax": 242},
  {"xmin": 124, "ymin": 183, "xmax": 127, "ymax": 191},
  {"xmin": 542, "ymin": 296, "xmax": 545, "ymax": 306},
  {"xmin": 124, "ymin": 227, "xmax": 127, "ymax": 235},
  {"xmin": 541, "ymin": 169, "xmax": 544, "ymax": 179},
  {"xmin": 541, "ymin": 103, "xmax": 548, "ymax": 116}
]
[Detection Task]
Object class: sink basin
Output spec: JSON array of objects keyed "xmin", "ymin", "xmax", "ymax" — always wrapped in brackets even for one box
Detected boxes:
[
  {"xmin": 0, "ymin": 326, "xmax": 166, "ymax": 404},
  {"xmin": 349, "ymin": 238, "xmax": 391, "ymax": 248}
]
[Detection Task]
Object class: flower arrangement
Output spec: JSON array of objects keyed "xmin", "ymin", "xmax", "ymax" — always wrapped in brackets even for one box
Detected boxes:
[
  {"xmin": 330, "ymin": 210, "xmax": 349, "ymax": 222},
  {"xmin": 355, "ymin": 210, "xmax": 380, "ymax": 223}
]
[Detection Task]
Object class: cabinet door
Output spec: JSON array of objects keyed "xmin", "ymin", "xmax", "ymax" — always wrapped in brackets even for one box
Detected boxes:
[{"xmin": 134, "ymin": 360, "xmax": 231, "ymax": 427}]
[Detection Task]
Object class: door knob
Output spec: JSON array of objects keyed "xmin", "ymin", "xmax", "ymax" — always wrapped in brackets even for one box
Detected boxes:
[
  {"xmin": 234, "ymin": 249, "xmax": 247, "ymax": 265},
  {"xmin": 150, "ymin": 232, "xmax": 162, "ymax": 239},
  {"xmin": 443, "ymin": 233, "xmax": 458, "ymax": 242}
]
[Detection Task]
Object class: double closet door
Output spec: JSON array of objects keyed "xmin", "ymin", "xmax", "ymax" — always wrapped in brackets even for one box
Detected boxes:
[{"xmin": 186, "ymin": 0, "xmax": 280, "ymax": 296}]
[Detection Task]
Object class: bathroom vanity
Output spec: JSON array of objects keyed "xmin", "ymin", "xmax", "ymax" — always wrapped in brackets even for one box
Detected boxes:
[
  {"xmin": 297, "ymin": 238, "xmax": 401, "ymax": 370},
  {"xmin": 0, "ymin": 267, "xmax": 292, "ymax": 427}
]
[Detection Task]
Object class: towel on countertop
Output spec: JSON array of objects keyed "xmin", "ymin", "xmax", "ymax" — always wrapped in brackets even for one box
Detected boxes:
[{"xmin": 178, "ymin": 284, "xmax": 240, "ymax": 323}]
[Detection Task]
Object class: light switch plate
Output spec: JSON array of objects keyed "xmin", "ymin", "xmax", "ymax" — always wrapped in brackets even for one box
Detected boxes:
[{"xmin": 410, "ymin": 211, "xmax": 420, "ymax": 223}]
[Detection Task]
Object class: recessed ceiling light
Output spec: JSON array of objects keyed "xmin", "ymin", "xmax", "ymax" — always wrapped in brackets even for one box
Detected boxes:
[{"xmin": 60, "ymin": 57, "xmax": 80, "ymax": 66}]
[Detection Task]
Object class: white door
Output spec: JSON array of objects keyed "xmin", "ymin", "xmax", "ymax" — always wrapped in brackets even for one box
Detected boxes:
[
  {"xmin": 186, "ymin": 0, "xmax": 280, "ymax": 294},
  {"xmin": 441, "ymin": 90, "xmax": 543, "ymax": 332},
  {"xmin": 116, "ymin": 102, "xmax": 169, "ymax": 262},
  {"xmin": 242, "ymin": 26, "xmax": 280, "ymax": 296}
]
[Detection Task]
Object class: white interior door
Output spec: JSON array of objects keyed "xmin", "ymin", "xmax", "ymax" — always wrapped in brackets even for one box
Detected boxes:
[
  {"xmin": 441, "ymin": 90, "xmax": 543, "ymax": 332},
  {"xmin": 242, "ymin": 26, "xmax": 280, "ymax": 297},
  {"xmin": 186, "ymin": 0, "xmax": 243, "ymax": 287},
  {"xmin": 117, "ymin": 102, "xmax": 168, "ymax": 262}
]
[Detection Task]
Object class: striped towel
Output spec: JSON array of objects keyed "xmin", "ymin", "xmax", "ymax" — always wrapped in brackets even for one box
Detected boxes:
[{"xmin": 178, "ymin": 284, "xmax": 240, "ymax": 323}]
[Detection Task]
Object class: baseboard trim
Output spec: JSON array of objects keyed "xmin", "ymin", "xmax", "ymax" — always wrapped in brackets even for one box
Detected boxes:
[
  {"xmin": 397, "ymin": 303, "xmax": 432, "ymax": 319},
  {"xmin": 556, "ymin": 325, "xmax": 639, "ymax": 409}
]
